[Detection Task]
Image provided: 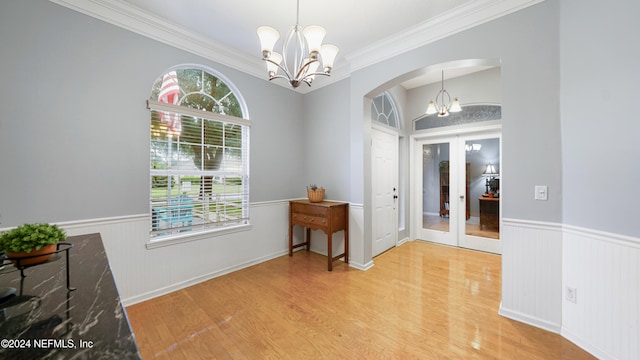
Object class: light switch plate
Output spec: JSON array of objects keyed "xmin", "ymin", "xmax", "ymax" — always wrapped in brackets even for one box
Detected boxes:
[{"xmin": 535, "ymin": 185, "xmax": 548, "ymax": 201}]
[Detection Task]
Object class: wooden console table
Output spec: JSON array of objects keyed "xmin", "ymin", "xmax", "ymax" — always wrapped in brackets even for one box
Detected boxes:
[
  {"xmin": 479, "ymin": 197, "xmax": 500, "ymax": 230},
  {"xmin": 289, "ymin": 200, "xmax": 349, "ymax": 271}
]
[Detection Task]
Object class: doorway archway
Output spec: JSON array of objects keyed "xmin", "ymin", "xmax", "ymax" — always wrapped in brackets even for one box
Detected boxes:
[{"xmin": 364, "ymin": 58, "xmax": 502, "ymax": 258}]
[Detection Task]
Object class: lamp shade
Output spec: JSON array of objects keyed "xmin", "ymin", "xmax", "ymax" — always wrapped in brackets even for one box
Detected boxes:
[
  {"xmin": 450, "ymin": 98, "xmax": 462, "ymax": 112},
  {"xmin": 320, "ymin": 44, "xmax": 339, "ymax": 71},
  {"xmin": 426, "ymin": 101, "xmax": 437, "ymax": 115},
  {"xmin": 483, "ymin": 164, "xmax": 498, "ymax": 176},
  {"xmin": 266, "ymin": 52, "xmax": 283, "ymax": 75},
  {"xmin": 437, "ymin": 105, "xmax": 449, "ymax": 117},
  {"xmin": 302, "ymin": 25, "xmax": 326, "ymax": 54},
  {"xmin": 257, "ymin": 26, "xmax": 280, "ymax": 56}
]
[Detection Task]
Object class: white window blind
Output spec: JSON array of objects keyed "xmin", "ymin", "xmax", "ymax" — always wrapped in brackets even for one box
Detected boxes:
[{"xmin": 148, "ymin": 99, "xmax": 250, "ymax": 238}]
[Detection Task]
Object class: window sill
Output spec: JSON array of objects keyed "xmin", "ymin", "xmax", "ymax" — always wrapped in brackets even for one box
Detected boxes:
[{"xmin": 145, "ymin": 223, "xmax": 252, "ymax": 250}]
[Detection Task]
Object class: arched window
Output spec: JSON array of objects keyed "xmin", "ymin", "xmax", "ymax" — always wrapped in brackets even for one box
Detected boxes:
[
  {"xmin": 148, "ymin": 66, "xmax": 250, "ymax": 240},
  {"xmin": 371, "ymin": 92, "xmax": 399, "ymax": 128}
]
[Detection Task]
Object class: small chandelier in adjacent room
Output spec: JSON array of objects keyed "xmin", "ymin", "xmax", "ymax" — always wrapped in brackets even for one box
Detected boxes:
[
  {"xmin": 257, "ymin": 0, "xmax": 339, "ymax": 89},
  {"xmin": 426, "ymin": 70, "xmax": 462, "ymax": 117}
]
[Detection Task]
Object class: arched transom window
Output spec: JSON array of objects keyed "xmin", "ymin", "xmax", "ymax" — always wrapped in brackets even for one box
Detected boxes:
[
  {"xmin": 148, "ymin": 66, "xmax": 250, "ymax": 240},
  {"xmin": 371, "ymin": 92, "xmax": 399, "ymax": 128}
]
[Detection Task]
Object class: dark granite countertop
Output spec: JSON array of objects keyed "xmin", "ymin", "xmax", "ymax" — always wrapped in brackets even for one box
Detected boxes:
[{"xmin": 0, "ymin": 233, "xmax": 140, "ymax": 359}]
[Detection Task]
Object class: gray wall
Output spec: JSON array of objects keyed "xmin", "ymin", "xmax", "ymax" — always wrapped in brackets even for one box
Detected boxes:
[
  {"xmin": 0, "ymin": 0, "xmax": 304, "ymax": 226},
  {"xmin": 560, "ymin": 0, "xmax": 640, "ymax": 238},
  {"xmin": 1, "ymin": 0, "xmax": 633, "ymax": 240},
  {"xmin": 302, "ymin": 78, "xmax": 351, "ymax": 202},
  {"xmin": 342, "ymin": 0, "xmax": 562, "ymax": 260}
]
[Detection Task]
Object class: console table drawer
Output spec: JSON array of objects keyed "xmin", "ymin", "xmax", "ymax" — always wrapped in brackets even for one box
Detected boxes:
[
  {"xmin": 290, "ymin": 202, "xmax": 328, "ymax": 216},
  {"xmin": 291, "ymin": 213, "xmax": 327, "ymax": 228}
]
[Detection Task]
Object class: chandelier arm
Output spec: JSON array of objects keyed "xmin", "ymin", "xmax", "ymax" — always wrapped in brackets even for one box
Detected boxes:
[
  {"xmin": 263, "ymin": 58, "xmax": 294, "ymax": 81},
  {"xmin": 434, "ymin": 89, "xmax": 452, "ymax": 109},
  {"xmin": 293, "ymin": 58, "xmax": 319, "ymax": 80},
  {"xmin": 267, "ymin": 74, "xmax": 292, "ymax": 82},
  {"xmin": 442, "ymin": 89, "xmax": 451, "ymax": 108},
  {"xmin": 303, "ymin": 71, "xmax": 331, "ymax": 78}
]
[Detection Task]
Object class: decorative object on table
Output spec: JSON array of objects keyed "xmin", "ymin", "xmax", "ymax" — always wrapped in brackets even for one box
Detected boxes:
[
  {"xmin": 307, "ymin": 184, "xmax": 325, "ymax": 203},
  {"xmin": 482, "ymin": 163, "xmax": 500, "ymax": 197},
  {"xmin": 0, "ymin": 223, "xmax": 67, "ymax": 266}
]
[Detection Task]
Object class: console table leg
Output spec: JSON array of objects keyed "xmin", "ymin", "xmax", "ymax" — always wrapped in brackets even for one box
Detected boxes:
[
  {"xmin": 327, "ymin": 233, "xmax": 333, "ymax": 271},
  {"xmin": 288, "ymin": 225, "xmax": 293, "ymax": 256},
  {"xmin": 344, "ymin": 231, "xmax": 349, "ymax": 265}
]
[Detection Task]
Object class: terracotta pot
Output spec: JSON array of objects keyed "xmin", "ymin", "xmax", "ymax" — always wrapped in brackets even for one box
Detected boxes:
[{"xmin": 8, "ymin": 244, "xmax": 57, "ymax": 267}]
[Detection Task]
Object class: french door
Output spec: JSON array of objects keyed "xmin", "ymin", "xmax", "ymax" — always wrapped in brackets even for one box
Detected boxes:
[{"xmin": 412, "ymin": 128, "xmax": 501, "ymax": 254}]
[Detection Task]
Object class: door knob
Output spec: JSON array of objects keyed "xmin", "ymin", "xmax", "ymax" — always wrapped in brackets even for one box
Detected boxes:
[{"xmin": 459, "ymin": 195, "xmax": 465, "ymax": 199}]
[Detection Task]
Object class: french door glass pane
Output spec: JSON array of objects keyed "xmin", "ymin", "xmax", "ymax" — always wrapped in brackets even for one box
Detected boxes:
[
  {"xmin": 464, "ymin": 138, "xmax": 500, "ymax": 239},
  {"xmin": 422, "ymin": 143, "xmax": 450, "ymax": 232}
]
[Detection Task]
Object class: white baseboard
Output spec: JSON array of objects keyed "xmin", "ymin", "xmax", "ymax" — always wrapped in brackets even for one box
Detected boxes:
[
  {"xmin": 123, "ymin": 249, "xmax": 289, "ymax": 306},
  {"xmin": 350, "ymin": 260, "xmax": 374, "ymax": 271},
  {"xmin": 397, "ymin": 236, "xmax": 410, "ymax": 246},
  {"xmin": 498, "ymin": 304, "xmax": 561, "ymax": 334},
  {"xmin": 561, "ymin": 328, "xmax": 614, "ymax": 360}
]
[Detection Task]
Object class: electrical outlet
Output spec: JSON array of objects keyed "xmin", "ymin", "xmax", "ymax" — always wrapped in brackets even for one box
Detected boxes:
[
  {"xmin": 535, "ymin": 185, "xmax": 548, "ymax": 201},
  {"xmin": 566, "ymin": 286, "xmax": 577, "ymax": 303}
]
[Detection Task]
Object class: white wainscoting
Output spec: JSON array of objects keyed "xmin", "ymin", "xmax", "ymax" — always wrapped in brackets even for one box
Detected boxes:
[
  {"xmin": 499, "ymin": 218, "xmax": 563, "ymax": 332},
  {"xmin": 561, "ymin": 225, "xmax": 640, "ymax": 360},
  {"xmin": 56, "ymin": 200, "xmax": 365, "ymax": 306},
  {"xmin": 500, "ymin": 218, "xmax": 640, "ymax": 360}
]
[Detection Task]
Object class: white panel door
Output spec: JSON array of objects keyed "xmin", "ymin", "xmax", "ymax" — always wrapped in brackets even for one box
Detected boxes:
[{"xmin": 372, "ymin": 127, "xmax": 398, "ymax": 257}]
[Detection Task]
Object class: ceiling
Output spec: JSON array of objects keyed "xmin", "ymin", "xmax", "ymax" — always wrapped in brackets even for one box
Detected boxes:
[
  {"xmin": 53, "ymin": 0, "xmax": 541, "ymax": 91},
  {"xmin": 124, "ymin": 0, "xmax": 471, "ymax": 64}
]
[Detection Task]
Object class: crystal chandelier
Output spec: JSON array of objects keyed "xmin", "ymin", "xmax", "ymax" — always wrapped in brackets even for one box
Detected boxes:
[
  {"xmin": 257, "ymin": 0, "xmax": 339, "ymax": 89},
  {"xmin": 426, "ymin": 70, "xmax": 462, "ymax": 117}
]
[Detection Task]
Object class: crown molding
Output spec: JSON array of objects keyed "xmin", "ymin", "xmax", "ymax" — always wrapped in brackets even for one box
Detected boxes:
[
  {"xmin": 346, "ymin": 0, "xmax": 545, "ymax": 72},
  {"xmin": 49, "ymin": 0, "xmax": 543, "ymax": 93},
  {"xmin": 49, "ymin": 0, "xmax": 263, "ymax": 78}
]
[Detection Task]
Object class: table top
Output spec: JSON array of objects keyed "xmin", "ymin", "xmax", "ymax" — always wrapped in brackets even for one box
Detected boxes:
[
  {"xmin": 0, "ymin": 233, "xmax": 140, "ymax": 359},
  {"xmin": 290, "ymin": 199, "xmax": 349, "ymax": 207},
  {"xmin": 479, "ymin": 196, "xmax": 500, "ymax": 201}
]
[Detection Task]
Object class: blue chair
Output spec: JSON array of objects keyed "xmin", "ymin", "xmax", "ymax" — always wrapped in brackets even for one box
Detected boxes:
[
  {"xmin": 153, "ymin": 195, "xmax": 193, "ymax": 231},
  {"xmin": 167, "ymin": 195, "xmax": 193, "ymax": 228}
]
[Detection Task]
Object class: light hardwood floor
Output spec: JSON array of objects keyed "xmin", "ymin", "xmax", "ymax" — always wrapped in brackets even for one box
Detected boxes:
[
  {"xmin": 424, "ymin": 214, "xmax": 500, "ymax": 239},
  {"xmin": 126, "ymin": 241, "xmax": 594, "ymax": 359}
]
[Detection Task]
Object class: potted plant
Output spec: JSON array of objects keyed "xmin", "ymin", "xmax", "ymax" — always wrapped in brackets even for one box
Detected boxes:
[
  {"xmin": 307, "ymin": 184, "xmax": 325, "ymax": 203},
  {"xmin": 0, "ymin": 223, "xmax": 67, "ymax": 266}
]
